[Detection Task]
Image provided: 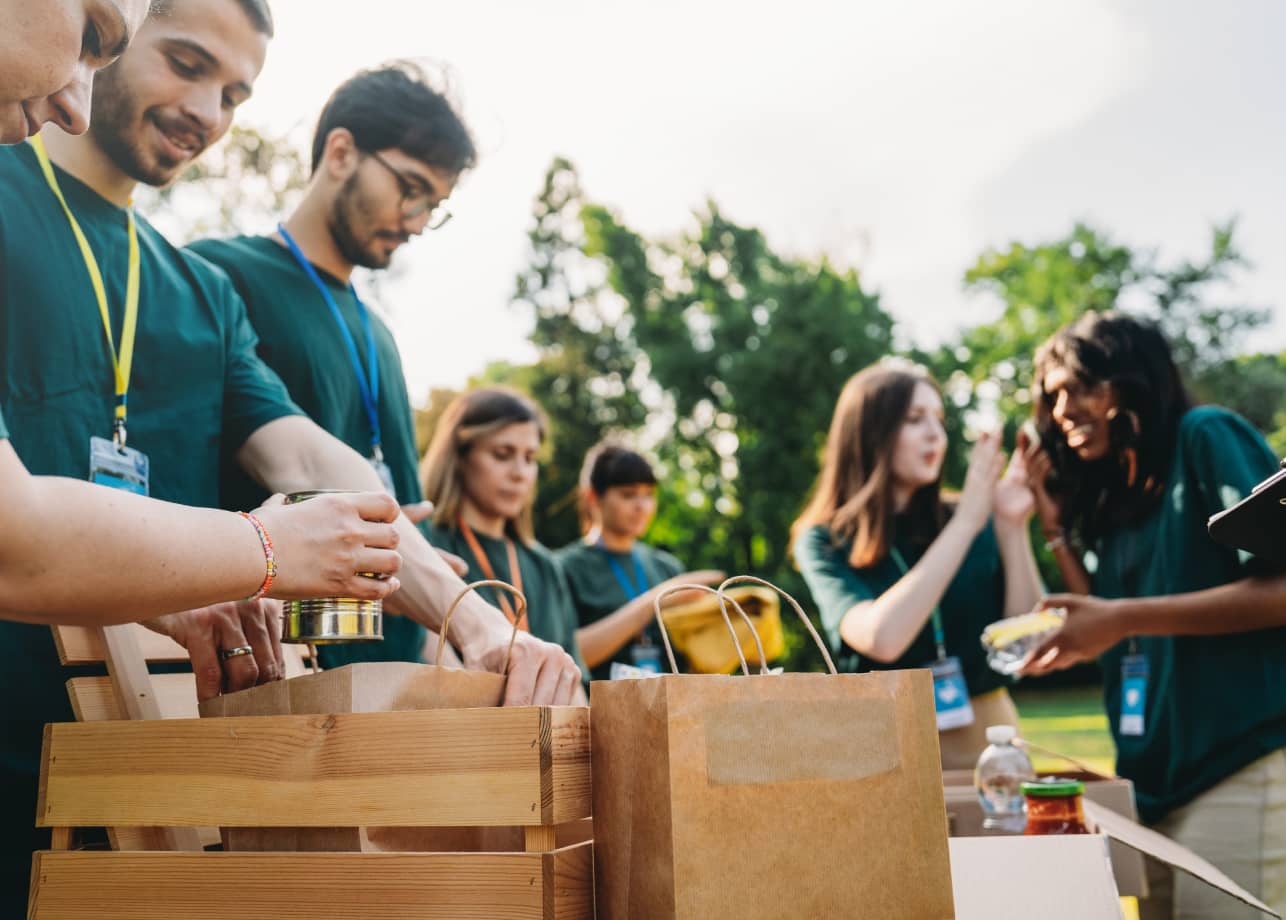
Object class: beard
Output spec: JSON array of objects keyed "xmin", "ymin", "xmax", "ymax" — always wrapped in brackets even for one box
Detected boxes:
[
  {"xmin": 89, "ymin": 62, "xmax": 206, "ymax": 188},
  {"xmin": 327, "ymin": 172, "xmax": 406, "ymax": 270}
]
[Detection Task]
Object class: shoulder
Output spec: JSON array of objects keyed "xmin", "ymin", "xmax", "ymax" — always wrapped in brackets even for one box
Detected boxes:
[
  {"xmin": 647, "ymin": 544, "xmax": 684, "ymax": 575},
  {"xmin": 1180, "ymin": 405, "xmax": 1262, "ymax": 445},
  {"xmin": 186, "ymin": 235, "xmax": 257, "ymax": 269},
  {"xmin": 553, "ymin": 540, "xmax": 593, "ymax": 565},
  {"xmin": 793, "ymin": 525, "xmax": 843, "ymax": 566}
]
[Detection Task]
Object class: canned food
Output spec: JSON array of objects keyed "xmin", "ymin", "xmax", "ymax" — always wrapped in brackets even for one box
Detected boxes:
[{"xmin": 281, "ymin": 490, "xmax": 384, "ymax": 644}]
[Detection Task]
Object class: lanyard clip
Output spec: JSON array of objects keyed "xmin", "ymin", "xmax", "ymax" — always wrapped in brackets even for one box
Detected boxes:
[{"xmin": 112, "ymin": 418, "xmax": 128, "ymax": 451}]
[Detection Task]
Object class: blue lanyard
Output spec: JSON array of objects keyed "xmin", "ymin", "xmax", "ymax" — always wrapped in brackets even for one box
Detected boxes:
[
  {"xmin": 888, "ymin": 547, "xmax": 947, "ymax": 661},
  {"xmin": 597, "ymin": 540, "xmax": 649, "ymax": 600},
  {"xmin": 277, "ymin": 224, "xmax": 382, "ymax": 458}
]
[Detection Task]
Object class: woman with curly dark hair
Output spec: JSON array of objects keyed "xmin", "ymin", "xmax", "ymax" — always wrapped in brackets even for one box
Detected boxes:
[{"xmin": 1022, "ymin": 311, "xmax": 1286, "ymax": 919}]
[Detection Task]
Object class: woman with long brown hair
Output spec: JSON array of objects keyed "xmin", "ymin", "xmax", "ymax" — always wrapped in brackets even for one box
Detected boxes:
[
  {"xmin": 420, "ymin": 386, "xmax": 587, "ymax": 699},
  {"xmin": 791, "ymin": 361, "xmax": 1043, "ymax": 767}
]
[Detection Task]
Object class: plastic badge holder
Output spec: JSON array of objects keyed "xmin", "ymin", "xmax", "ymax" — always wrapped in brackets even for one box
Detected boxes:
[{"xmin": 981, "ymin": 607, "xmax": 1067, "ymax": 676}]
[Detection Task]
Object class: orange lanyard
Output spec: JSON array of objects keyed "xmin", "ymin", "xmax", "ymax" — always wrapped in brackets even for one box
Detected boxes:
[{"xmin": 458, "ymin": 517, "xmax": 528, "ymax": 631}]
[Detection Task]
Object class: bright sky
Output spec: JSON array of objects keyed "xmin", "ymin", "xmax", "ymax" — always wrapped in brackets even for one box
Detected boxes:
[{"xmin": 226, "ymin": 0, "xmax": 1286, "ymax": 402}]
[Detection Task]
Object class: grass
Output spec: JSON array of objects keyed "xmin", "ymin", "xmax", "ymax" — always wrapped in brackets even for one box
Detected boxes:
[{"xmin": 1012, "ymin": 684, "xmax": 1118, "ymax": 776}]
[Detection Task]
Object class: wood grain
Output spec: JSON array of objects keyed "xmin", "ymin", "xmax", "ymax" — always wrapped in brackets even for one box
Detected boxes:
[
  {"xmin": 549, "ymin": 707, "xmax": 591, "ymax": 824},
  {"xmin": 28, "ymin": 845, "xmax": 594, "ymax": 920},
  {"xmin": 52, "ymin": 623, "xmax": 189, "ymax": 665},
  {"xmin": 38, "ymin": 708, "xmax": 592, "ymax": 828},
  {"xmin": 67, "ymin": 674, "xmax": 200, "ymax": 722}
]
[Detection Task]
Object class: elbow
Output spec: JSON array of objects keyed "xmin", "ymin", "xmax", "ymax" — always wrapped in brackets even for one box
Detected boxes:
[{"xmin": 838, "ymin": 614, "xmax": 902, "ymax": 664}]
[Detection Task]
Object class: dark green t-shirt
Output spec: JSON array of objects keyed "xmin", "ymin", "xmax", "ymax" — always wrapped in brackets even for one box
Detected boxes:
[
  {"xmin": 1089, "ymin": 406, "xmax": 1286, "ymax": 824},
  {"xmin": 423, "ymin": 523, "xmax": 588, "ymax": 681},
  {"xmin": 0, "ymin": 142, "xmax": 301, "ymax": 909},
  {"xmin": 0, "ymin": 407, "xmax": 7, "ymax": 439},
  {"xmin": 555, "ymin": 539, "xmax": 684, "ymax": 681},
  {"xmin": 186, "ymin": 234, "xmax": 427, "ymax": 669},
  {"xmin": 794, "ymin": 516, "xmax": 1008, "ymax": 697}
]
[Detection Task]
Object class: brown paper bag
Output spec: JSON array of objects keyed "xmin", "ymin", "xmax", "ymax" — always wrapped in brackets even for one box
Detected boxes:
[{"xmin": 591, "ymin": 576, "xmax": 956, "ymax": 919}]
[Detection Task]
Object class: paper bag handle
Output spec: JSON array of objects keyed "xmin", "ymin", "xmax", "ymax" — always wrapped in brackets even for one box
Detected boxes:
[
  {"xmin": 717, "ymin": 575, "xmax": 838, "ymax": 675},
  {"xmin": 436, "ymin": 579, "xmax": 526, "ymax": 675},
  {"xmin": 652, "ymin": 583, "xmax": 766, "ymax": 676}
]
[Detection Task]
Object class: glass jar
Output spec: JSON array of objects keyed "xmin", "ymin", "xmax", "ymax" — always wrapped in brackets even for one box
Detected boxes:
[{"xmin": 1022, "ymin": 779, "xmax": 1090, "ymax": 835}]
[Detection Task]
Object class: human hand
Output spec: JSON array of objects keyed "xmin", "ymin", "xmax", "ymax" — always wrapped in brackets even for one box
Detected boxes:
[
  {"xmin": 401, "ymin": 500, "xmax": 435, "ymax": 525},
  {"xmin": 955, "ymin": 431, "xmax": 1005, "ymax": 532},
  {"xmin": 1018, "ymin": 594, "xmax": 1128, "ymax": 677},
  {"xmin": 654, "ymin": 570, "xmax": 727, "ymax": 605},
  {"xmin": 1018, "ymin": 427, "xmax": 1063, "ymax": 538},
  {"xmin": 465, "ymin": 625, "xmax": 584, "ymax": 707},
  {"xmin": 993, "ymin": 446, "xmax": 1036, "ymax": 531},
  {"xmin": 253, "ymin": 491, "xmax": 402, "ymax": 600},
  {"xmin": 144, "ymin": 599, "xmax": 285, "ymax": 701}
]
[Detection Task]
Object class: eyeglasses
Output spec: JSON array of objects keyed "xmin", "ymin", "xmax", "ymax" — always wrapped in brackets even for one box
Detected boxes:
[{"xmin": 365, "ymin": 150, "xmax": 453, "ymax": 230}]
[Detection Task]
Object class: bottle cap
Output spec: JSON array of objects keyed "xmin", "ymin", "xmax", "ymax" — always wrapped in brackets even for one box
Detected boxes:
[
  {"xmin": 985, "ymin": 725, "xmax": 1017, "ymax": 745},
  {"xmin": 1021, "ymin": 778, "xmax": 1085, "ymax": 797}
]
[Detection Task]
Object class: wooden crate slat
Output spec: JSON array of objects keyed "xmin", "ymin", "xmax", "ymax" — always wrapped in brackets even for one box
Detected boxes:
[
  {"xmin": 67, "ymin": 673, "xmax": 200, "ymax": 722},
  {"xmin": 38, "ymin": 708, "xmax": 595, "ymax": 828},
  {"xmin": 52, "ymin": 623, "xmax": 189, "ymax": 665},
  {"xmin": 549, "ymin": 707, "xmax": 592, "ymax": 824},
  {"xmin": 28, "ymin": 845, "xmax": 593, "ymax": 920}
]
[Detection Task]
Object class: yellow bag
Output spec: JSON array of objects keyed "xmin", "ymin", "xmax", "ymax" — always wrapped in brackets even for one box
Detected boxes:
[{"xmin": 659, "ymin": 583, "xmax": 784, "ymax": 674}]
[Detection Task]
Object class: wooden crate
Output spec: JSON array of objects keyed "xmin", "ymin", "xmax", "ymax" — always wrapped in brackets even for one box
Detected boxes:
[{"xmin": 30, "ymin": 707, "xmax": 594, "ymax": 919}]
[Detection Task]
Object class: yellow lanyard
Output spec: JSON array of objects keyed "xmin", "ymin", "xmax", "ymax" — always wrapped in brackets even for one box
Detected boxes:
[{"xmin": 30, "ymin": 133, "xmax": 140, "ymax": 447}]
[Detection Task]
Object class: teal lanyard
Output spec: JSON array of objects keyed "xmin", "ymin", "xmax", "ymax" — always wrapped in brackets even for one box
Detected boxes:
[{"xmin": 888, "ymin": 547, "xmax": 947, "ymax": 661}]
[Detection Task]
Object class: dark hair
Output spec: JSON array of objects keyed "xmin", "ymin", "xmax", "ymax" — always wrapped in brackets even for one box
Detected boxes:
[
  {"xmin": 311, "ymin": 61, "xmax": 477, "ymax": 176},
  {"xmin": 149, "ymin": 0, "xmax": 274, "ymax": 36},
  {"xmin": 791, "ymin": 362, "xmax": 945, "ymax": 569},
  {"xmin": 578, "ymin": 443, "xmax": 657, "ymax": 533},
  {"xmin": 1033, "ymin": 311, "xmax": 1194, "ymax": 544}
]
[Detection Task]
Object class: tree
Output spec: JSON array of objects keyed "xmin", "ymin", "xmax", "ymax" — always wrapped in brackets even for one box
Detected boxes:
[{"xmin": 583, "ymin": 199, "xmax": 896, "ymax": 667}]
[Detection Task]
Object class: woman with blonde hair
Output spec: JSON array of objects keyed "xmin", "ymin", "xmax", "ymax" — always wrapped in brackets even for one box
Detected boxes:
[
  {"xmin": 421, "ymin": 387, "xmax": 586, "ymax": 695},
  {"xmin": 791, "ymin": 361, "xmax": 1043, "ymax": 767}
]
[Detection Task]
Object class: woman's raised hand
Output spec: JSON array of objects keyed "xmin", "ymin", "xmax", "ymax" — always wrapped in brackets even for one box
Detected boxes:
[{"xmin": 955, "ymin": 431, "xmax": 1006, "ymax": 533}]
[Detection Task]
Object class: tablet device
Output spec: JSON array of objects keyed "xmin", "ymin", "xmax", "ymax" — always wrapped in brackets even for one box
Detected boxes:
[{"xmin": 1207, "ymin": 465, "xmax": 1286, "ymax": 565}]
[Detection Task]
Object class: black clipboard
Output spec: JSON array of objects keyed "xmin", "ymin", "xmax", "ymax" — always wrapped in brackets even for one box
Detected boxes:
[{"xmin": 1207, "ymin": 464, "xmax": 1286, "ymax": 565}]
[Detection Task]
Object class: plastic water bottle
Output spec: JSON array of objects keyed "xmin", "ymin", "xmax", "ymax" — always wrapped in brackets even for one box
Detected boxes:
[{"xmin": 974, "ymin": 725, "xmax": 1036, "ymax": 834}]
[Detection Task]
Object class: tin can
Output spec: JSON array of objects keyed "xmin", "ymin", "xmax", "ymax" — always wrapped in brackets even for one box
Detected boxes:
[{"xmin": 280, "ymin": 490, "xmax": 384, "ymax": 644}]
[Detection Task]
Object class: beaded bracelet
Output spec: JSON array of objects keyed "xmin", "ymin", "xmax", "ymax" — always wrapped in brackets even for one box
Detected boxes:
[{"xmin": 239, "ymin": 511, "xmax": 277, "ymax": 599}]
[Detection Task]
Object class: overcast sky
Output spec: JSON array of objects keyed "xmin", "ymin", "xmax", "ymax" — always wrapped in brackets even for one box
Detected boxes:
[{"xmin": 225, "ymin": 0, "xmax": 1286, "ymax": 402}]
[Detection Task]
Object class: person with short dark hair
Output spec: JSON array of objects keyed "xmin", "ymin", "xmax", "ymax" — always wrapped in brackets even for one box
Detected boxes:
[
  {"xmin": 555, "ymin": 442, "xmax": 723, "ymax": 680},
  {"xmin": 188, "ymin": 60, "xmax": 478, "ymax": 670},
  {"xmin": 792, "ymin": 361, "xmax": 1043, "ymax": 768},
  {"xmin": 1021, "ymin": 311, "xmax": 1286, "ymax": 919}
]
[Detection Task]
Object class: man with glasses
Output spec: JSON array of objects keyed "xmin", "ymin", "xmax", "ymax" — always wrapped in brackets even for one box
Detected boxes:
[{"xmin": 189, "ymin": 61, "xmax": 477, "ymax": 669}]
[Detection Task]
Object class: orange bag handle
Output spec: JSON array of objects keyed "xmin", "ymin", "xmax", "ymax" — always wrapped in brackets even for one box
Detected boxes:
[
  {"xmin": 436, "ymin": 579, "xmax": 526, "ymax": 674},
  {"xmin": 651, "ymin": 583, "xmax": 766, "ymax": 676},
  {"xmin": 718, "ymin": 575, "xmax": 838, "ymax": 675}
]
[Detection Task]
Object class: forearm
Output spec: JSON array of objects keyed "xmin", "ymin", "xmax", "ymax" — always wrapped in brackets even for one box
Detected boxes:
[
  {"xmin": 576, "ymin": 592, "xmax": 658, "ymax": 668},
  {"xmin": 995, "ymin": 523, "xmax": 1043, "ymax": 617},
  {"xmin": 241, "ymin": 417, "xmax": 514, "ymax": 664},
  {"xmin": 1118, "ymin": 575, "xmax": 1286, "ymax": 637},
  {"xmin": 0, "ymin": 449, "xmax": 264, "ymax": 623},
  {"xmin": 839, "ymin": 516, "xmax": 977, "ymax": 662}
]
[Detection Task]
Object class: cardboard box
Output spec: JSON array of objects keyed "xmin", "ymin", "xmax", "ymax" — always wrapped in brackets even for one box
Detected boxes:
[
  {"xmin": 944, "ymin": 769, "xmax": 1146, "ymax": 897},
  {"xmin": 944, "ymin": 795, "xmax": 1280, "ymax": 918}
]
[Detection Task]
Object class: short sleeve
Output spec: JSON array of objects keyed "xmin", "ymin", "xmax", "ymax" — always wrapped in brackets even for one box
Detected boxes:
[
  {"xmin": 1183, "ymin": 407, "xmax": 1279, "ymax": 520},
  {"xmin": 793, "ymin": 526, "xmax": 878, "ymax": 648},
  {"xmin": 0, "ymin": 406, "xmax": 8, "ymax": 440},
  {"xmin": 208, "ymin": 264, "xmax": 303, "ymax": 450}
]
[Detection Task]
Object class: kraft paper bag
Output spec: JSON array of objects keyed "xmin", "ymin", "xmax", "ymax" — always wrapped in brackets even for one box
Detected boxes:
[{"xmin": 591, "ymin": 577, "xmax": 955, "ymax": 919}]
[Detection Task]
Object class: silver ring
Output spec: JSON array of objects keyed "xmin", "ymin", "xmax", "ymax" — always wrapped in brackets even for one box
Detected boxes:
[{"xmin": 219, "ymin": 645, "xmax": 254, "ymax": 662}]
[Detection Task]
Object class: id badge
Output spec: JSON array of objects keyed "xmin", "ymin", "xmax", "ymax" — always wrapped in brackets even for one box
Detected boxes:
[
  {"xmin": 629, "ymin": 641, "xmax": 663, "ymax": 674},
  {"xmin": 89, "ymin": 436, "xmax": 149, "ymax": 495},
  {"xmin": 1119, "ymin": 654, "xmax": 1149, "ymax": 737},
  {"xmin": 929, "ymin": 656, "xmax": 975, "ymax": 731},
  {"xmin": 370, "ymin": 455, "xmax": 396, "ymax": 495}
]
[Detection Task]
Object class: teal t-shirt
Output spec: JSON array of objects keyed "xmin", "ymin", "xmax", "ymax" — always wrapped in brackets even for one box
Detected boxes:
[
  {"xmin": 0, "ymin": 141, "xmax": 302, "ymax": 910},
  {"xmin": 0, "ymin": 407, "xmax": 7, "ymax": 439},
  {"xmin": 187, "ymin": 234, "xmax": 427, "ymax": 669},
  {"xmin": 1089, "ymin": 406, "xmax": 1286, "ymax": 824},
  {"xmin": 794, "ymin": 516, "xmax": 1008, "ymax": 697},
  {"xmin": 555, "ymin": 539, "xmax": 684, "ymax": 681},
  {"xmin": 423, "ymin": 523, "xmax": 588, "ymax": 681}
]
